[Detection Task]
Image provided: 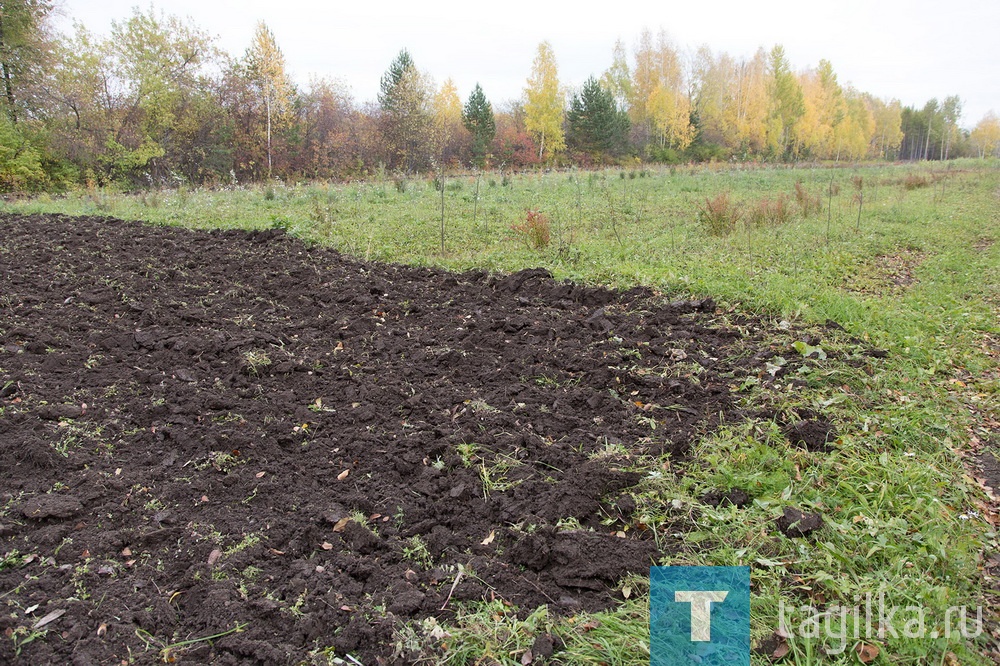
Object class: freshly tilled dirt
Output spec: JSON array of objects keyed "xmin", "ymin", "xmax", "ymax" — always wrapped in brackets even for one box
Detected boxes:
[{"xmin": 1, "ymin": 214, "xmax": 776, "ymax": 664}]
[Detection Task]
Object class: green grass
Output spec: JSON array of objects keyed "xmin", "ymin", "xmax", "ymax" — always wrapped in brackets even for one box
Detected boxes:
[{"xmin": 4, "ymin": 160, "xmax": 998, "ymax": 664}]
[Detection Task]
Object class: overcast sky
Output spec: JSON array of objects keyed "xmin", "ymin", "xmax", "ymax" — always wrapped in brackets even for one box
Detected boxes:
[{"xmin": 54, "ymin": 0, "xmax": 998, "ymax": 128}]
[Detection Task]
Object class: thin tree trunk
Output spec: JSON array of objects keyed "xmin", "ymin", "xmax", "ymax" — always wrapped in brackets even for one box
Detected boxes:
[
  {"xmin": 923, "ymin": 119, "xmax": 932, "ymax": 161},
  {"xmin": 439, "ymin": 165, "xmax": 445, "ymax": 254},
  {"xmin": 473, "ymin": 171, "xmax": 480, "ymax": 229},
  {"xmin": 266, "ymin": 91, "xmax": 272, "ymax": 179},
  {"xmin": 0, "ymin": 16, "xmax": 17, "ymax": 123}
]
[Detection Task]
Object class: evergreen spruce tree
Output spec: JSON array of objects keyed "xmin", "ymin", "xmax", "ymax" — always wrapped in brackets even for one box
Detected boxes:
[
  {"xmin": 378, "ymin": 49, "xmax": 431, "ymax": 172},
  {"xmin": 462, "ymin": 83, "xmax": 496, "ymax": 167},
  {"xmin": 566, "ymin": 76, "xmax": 630, "ymax": 158}
]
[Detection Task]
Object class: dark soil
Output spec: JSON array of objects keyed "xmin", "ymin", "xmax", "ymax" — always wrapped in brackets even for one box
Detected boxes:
[
  {"xmin": 976, "ymin": 441, "xmax": 1000, "ymax": 496},
  {"xmin": 1, "ymin": 214, "xmax": 776, "ymax": 664},
  {"xmin": 780, "ymin": 410, "xmax": 838, "ymax": 453},
  {"xmin": 775, "ymin": 507, "xmax": 824, "ymax": 538},
  {"xmin": 700, "ymin": 488, "xmax": 751, "ymax": 509}
]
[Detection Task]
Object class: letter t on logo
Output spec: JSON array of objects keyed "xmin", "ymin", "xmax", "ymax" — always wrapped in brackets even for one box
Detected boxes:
[{"xmin": 674, "ymin": 590, "xmax": 729, "ymax": 641}]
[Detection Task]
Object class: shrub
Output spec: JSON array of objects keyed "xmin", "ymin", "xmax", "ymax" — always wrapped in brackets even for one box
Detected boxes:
[
  {"xmin": 0, "ymin": 117, "xmax": 48, "ymax": 192},
  {"xmin": 698, "ymin": 192, "xmax": 741, "ymax": 235},
  {"xmin": 511, "ymin": 209, "xmax": 551, "ymax": 249},
  {"xmin": 755, "ymin": 194, "xmax": 793, "ymax": 226},
  {"xmin": 747, "ymin": 194, "xmax": 792, "ymax": 226},
  {"xmin": 904, "ymin": 173, "xmax": 929, "ymax": 190},
  {"xmin": 794, "ymin": 181, "xmax": 822, "ymax": 216}
]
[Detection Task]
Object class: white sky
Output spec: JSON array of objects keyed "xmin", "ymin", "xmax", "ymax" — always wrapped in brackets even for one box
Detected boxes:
[{"xmin": 54, "ymin": 0, "xmax": 999, "ymax": 128}]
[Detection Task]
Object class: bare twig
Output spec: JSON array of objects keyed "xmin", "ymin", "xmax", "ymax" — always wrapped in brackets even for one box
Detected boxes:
[{"xmin": 440, "ymin": 566, "xmax": 465, "ymax": 610}]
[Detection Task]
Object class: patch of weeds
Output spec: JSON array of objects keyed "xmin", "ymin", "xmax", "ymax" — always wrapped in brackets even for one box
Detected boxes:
[
  {"xmin": 211, "ymin": 411, "xmax": 246, "ymax": 424},
  {"xmin": 532, "ymin": 374, "xmax": 562, "ymax": 388},
  {"xmin": 224, "ymin": 532, "xmax": 261, "ymax": 557},
  {"xmin": 479, "ymin": 453, "xmax": 524, "ymax": 499},
  {"xmin": 52, "ymin": 420, "xmax": 105, "ymax": 457},
  {"xmin": 8, "ymin": 626, "xmax": 47, "ymax": 657},
  {"xmin": 402, "ymin": 535, "xmax": 434, "ymax": 569},
  {"xmin": 242, "ymin": 349, "xmax": 271, "ymax": 375},
  {"xmin": 465, "ymin": 399, "xmax": 497, "ymax": 414},
  {"xmin": 904, "ymin": 173, "xmax": 930, "ymax": 190},
  {"xmin": 0, "ymin": 549, "xmax": 23, "ymax": 571},
  {"xmin": 455, "ymin": 442, "xmax": 479, "ymax": 467},
  {"xmin": 698, "ymin": 191, "xmax": 741, "ymax": 235},
  {"xmin": 747, "ymin": 193, "xmax": 794, "ymax": 227},
  {"xmin": 136, "ymin": 622, "xmax": 247, "ymax": 663},
  {"xmin": 510, "ymin": 209, "xmax": 551, "ymax": 249},
  {"xmin": 589, "ymin": 439, "xmax": 630, "ymax": 461},
  {"xmin": 794, "ymin": 181, "xmax": 822, "ymax": 216},
  {"xmin": 194, "ymin": 450, "xmax": 245, "ymax": 473},
  {"xmin": 288, "ymin": 588, "xmax": 309, "ymax": 618},
  {"xmin": 71, "ymin": 558, "xmax": 92, "ymax": 600},
  {"xmin": 555, "ymin": 516, "xmax": 585, "ymax": 531}
]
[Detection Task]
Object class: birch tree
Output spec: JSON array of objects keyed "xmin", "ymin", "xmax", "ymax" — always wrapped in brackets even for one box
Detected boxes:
[
  {"xmin": 244, "ymin": 21, "xmax": 293, "ymax": 179},
  {"xmin": 523, "ymin": 41, "xmax": 564, "ymax": 161}
]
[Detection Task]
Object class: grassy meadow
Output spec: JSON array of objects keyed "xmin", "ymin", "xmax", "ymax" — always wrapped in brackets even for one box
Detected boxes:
[{"xmin": 3, "ymin": 160, "xmax": 999, "ymax": 664}]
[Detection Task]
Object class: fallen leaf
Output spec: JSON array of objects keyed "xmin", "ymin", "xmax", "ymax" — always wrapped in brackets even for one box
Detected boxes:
[
  {"xmin": 267, "ymin": 548, "xmax": 285, "ymax": 556},
  {"xmin": 255, "ymin": 471, "xmax": 265, "ymax": 478},
  {"xmin": 337, "ymin": 469, "xmax": 350, "ymax": 480},
  {"xmin": 481, "ymin": 530, "xmax": 496, "ymax": 546},
  {"xmin": 855, "ymin": 642, "xmax": 879, "ymax": 664},
  {"xmin": 622, "ymin": 585, "xmax": 632, "ymax": 599},
  {"xmin": 340, "ymin": 605, "xmax": 352, "ymax": 611},
  {"xmin": 24, "ymin": 604, "xmax": 39, "ymax": 614},
  {"xmin": 521, "ymin": 648, "xmax": 534, "ymax": 665},
  {"xmin": 207, "ymin": 549, "xmax": 222, "ymax": 566},
  {"xmin": 321, "ymin": 542, "xmax": 334, "ymax": 550},
  {"xmin": 33, "ymin": 608, "xmax": 66, "ymax": 629},
  {"xmin": 580, "ymin": 620, "xmax": 601, "ymax": 631},
  {"xmin": 121, "ymin": 547, "xmax": 132, "ymax": 557},
  {"xmin": 772, "ymin": 639, "xmax": 790, "ymax": 659},
  {"xmin": 332, "ymin": 517, "xmax": 351, "ymax": 533},
  {"xmin": 97, "ymin": 623, "xmax": 107, "ymax": 637}
]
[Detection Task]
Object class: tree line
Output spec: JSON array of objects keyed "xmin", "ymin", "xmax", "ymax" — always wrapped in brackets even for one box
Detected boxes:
[{"xmin": 1, "ymin": 2, "xmax": 997, "ymax": 192}]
